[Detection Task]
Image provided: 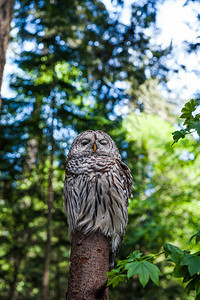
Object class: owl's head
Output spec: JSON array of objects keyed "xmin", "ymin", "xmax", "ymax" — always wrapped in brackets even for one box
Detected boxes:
[{"xmin": 67, "ymin": 130, "xmax": 121, "ymax": 160}]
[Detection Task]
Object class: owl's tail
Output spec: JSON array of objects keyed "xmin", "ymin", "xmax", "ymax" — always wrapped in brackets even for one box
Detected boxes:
[
  {"xmin": 109, "ymin": 250, "xmax": 116, "ymax": 270},
  {"xmin": 109, "ymin": 234, "xmax": 123, "ymax": 270}
]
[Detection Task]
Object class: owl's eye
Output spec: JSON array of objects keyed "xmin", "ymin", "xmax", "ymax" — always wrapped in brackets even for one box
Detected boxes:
[
  {"xmin": 81, "ymin": 139, "xmax": 90, "ymax": 146},
  {"xmin": 99, "ymin": 139, "xmax": 108, "ymax": 146}
]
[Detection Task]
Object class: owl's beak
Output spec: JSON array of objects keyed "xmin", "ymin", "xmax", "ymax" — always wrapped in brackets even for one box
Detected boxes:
[{"xmin": 93, "ymin": 143, "xmax": 97, "ymax": 152}]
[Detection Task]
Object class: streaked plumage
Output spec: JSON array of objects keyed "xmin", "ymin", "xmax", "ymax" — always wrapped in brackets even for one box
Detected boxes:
[{"xmin": 64, "ymin": 130, "xmax": 133, "ymax": 267}]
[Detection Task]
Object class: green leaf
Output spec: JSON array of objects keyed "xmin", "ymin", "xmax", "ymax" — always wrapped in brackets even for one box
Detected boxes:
[
  {"xmin": 106, "ymin": 267, "xmax": 121, "ymax": 278},
  {"xmin": 116, "ymin": 259, "xmax": 128, "ymax": 269},
  {"xmin": 190, "ymin": 121, "xmax": 200, "ymax": 136},
  {"xmin": 180, "ymin": 113, "xmax": 193, "ymax": 119},
  {"xmin": 185, "ymin": 277, "xmax": 196, "ymax": 294},
  {"xmin": 164, "ymin": 243, "xmax": 185, "ymax": 264},
  {"xmin": 107, "ymin": 274, "xmax": 126, "ymax": 287},
  {"xmin": 172, "ymin": 130, "xmax": 186, "ymax": 144},
  {"xmin": 125, "ymin": 261, "xmax": 161, "ymax": 287},
  {"xmin": 194, "ymin": 113, "xmax": 200, "ymax": 121},
  {"xmin": 181, "ymin": 255, "xmax": 200, "ymax": 276},
  {"xmin": 173, "ymin": 265, "xmax": 188, "ymax": 278},
  {"xmin": 185, "ymin": 275, "xmax": 200, "ymax": 295},
  {"xmin": 195, "ymin": 276, "xmax": 200, "ymax": 295},
  {"xmin": 181, "ymin": 99, "xmax": 197, "ymax": 115},
  {"xmin": 127, "ymin": 250, "xmax": 143, "ymax": 262},
  {"xmin": 179, "ymin": 99, "xmax": 198, "ymax": 127},
  {"xmin": 107, "ymin": 276, "xmax": 118, "ymax": 287},
  {"xmin": 190, "ymin": 231, "xmax": 200, "ymax": 244},
  {"xmin": 182, "ymin": 272, "xmax": 193, "ymax": 284}
]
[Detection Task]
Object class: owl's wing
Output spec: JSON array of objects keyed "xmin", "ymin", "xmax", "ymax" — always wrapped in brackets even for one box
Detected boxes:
[
  {"xmin": 64, "ymin": 173, "xmax": 78, "ymax": 237},
  {"xmin": 64, "ymin": 162, "xmax": 94, "ymax": 238},
  {"xmin": 118, "ymin": 160, "xmax": 133, "ymax": 199}
]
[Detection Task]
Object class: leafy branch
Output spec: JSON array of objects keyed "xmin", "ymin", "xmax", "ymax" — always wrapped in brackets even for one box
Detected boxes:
[
  {"xmin": 172, "ymin": 99, "xmax": 200, "ymax": 144},
  {"xmin": 107, "ymin": 250, "xmax": 162, "ymax": 288},
  {"xmin": 107, "ymin": 233, "xmax": 200, "ymax": 298}
]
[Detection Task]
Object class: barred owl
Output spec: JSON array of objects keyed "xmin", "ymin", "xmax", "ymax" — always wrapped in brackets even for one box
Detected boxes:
[{"xmin": 64, "ymin": 130, "xmax": 133, "ymax": 267}]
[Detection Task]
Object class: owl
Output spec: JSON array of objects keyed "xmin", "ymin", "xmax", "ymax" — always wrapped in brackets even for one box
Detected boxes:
[{"xmin": 64, "ymin": 130, "xmax": 133, "ymax": 267}]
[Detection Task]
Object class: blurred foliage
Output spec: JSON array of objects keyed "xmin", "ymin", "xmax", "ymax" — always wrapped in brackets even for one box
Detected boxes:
[{"xmin": 0, "ymin": 0, "xmax": 200, "ymax": 299}]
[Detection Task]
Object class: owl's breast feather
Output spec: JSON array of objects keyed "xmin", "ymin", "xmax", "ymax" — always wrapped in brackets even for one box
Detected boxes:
[
  {"xmin": 66, "ymin": 156, "xmax": 117, "ymax": 175},
  {"xmin": 66, "ymin": 156, "xmax": 133, "ymax": 198}
]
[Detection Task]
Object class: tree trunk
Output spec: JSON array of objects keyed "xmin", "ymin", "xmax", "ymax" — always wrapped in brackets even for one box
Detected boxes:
[
  {"xmin": 0, "ymin": 0, "xmax": 15, "ymax": 109},
  {"xmin": 55, "ymin": 256, "xmax": 62, "ymax": 300},
  {"xmin": 10, "ymin": 254, "xmax": 21, "ymax": 300},
  {"xmin": 42, "ymin": 95, "xmax": 55, "ymax": 300},
  {"xmin": 9, "ymin": 224, "xmax": 31, "ymax": 300},
  {"xmin": 66, "ymin": 231, "xmax": 109, "ymax": 300}
]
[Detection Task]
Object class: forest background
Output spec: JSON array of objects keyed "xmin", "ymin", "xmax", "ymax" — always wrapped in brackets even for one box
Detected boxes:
[{"xmin": 0, "ymin": 0, "xmax": 200, "ymax": 299}]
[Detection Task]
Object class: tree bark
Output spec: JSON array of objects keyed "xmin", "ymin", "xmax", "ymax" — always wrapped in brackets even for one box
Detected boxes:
[
  {"xmin": 0, "ymin": 0, "xmax": 15, "ymax": 109},
  {"xmin": 66, "ymin": 231, "xmax": 109, "ymax": 300}
]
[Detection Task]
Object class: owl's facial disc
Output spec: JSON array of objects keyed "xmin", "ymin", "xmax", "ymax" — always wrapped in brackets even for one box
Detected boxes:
[
  {"xmin": 78, "ymin": 132, "xmax": 110, "ymax": 156},
  {"xmin": 67, "ymin": 130, "xmax": 121, "ymax": 160}
]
